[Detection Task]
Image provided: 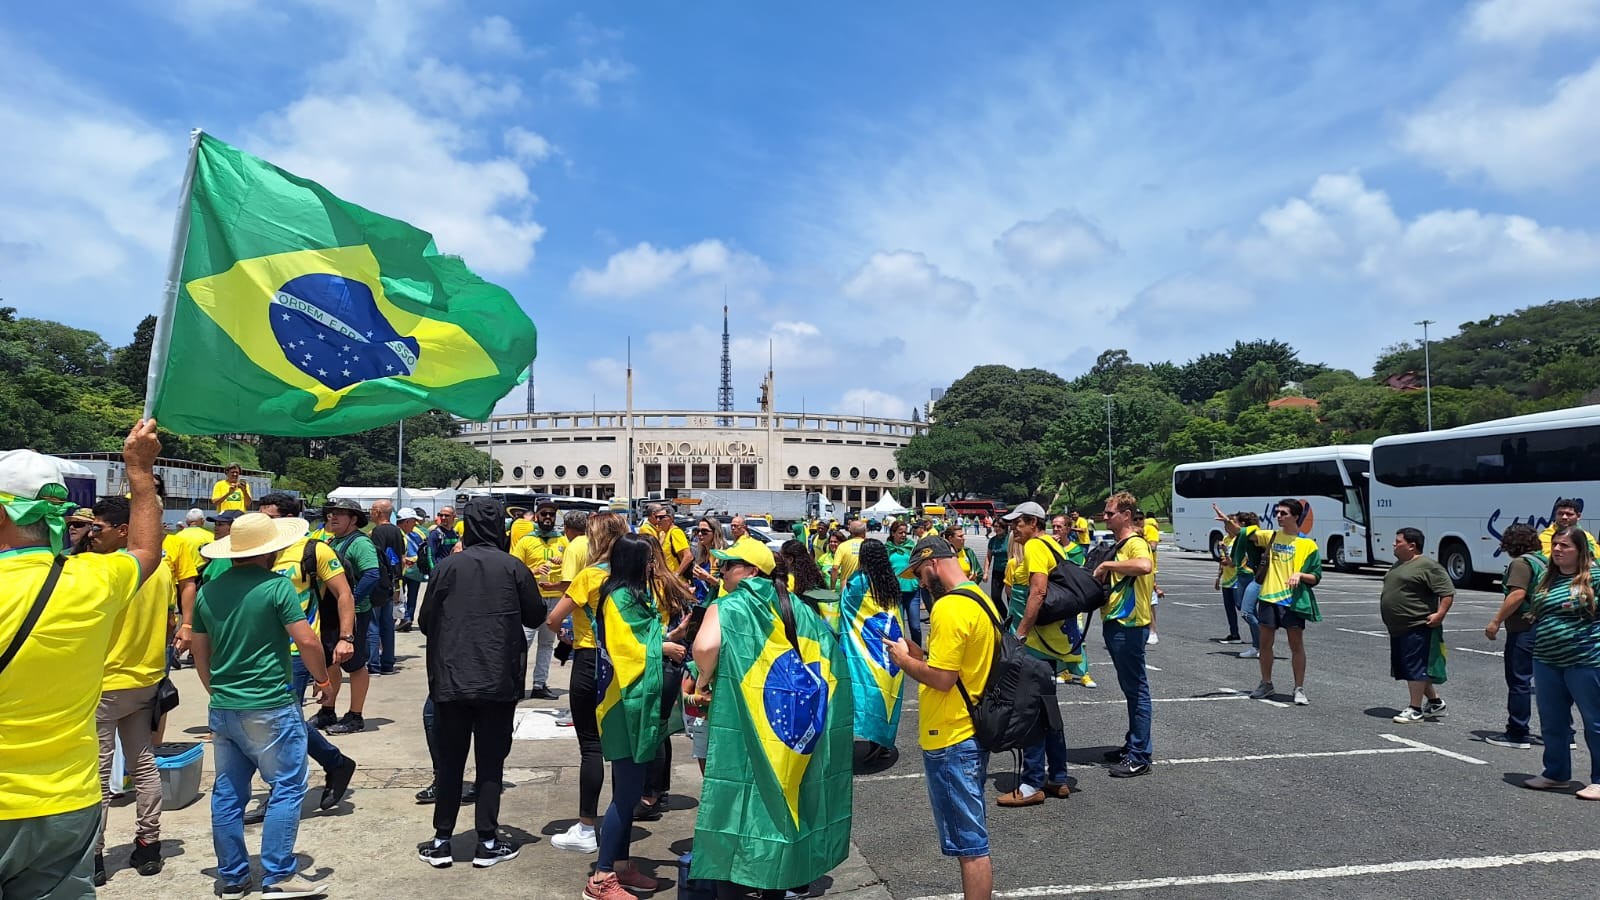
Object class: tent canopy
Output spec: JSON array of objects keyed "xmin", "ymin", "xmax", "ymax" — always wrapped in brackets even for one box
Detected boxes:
[
  {"xmin": 864, "ymin": 493, "xmax": 910, "ymax": 516},
  {"xmin": 327, "ymin": 486, "xmax": 455, "ymax": 517}
]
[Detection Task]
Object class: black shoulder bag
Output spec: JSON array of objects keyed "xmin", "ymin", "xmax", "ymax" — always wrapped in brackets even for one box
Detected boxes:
[{"xmin": 0, "ymin": 554, "xmax": 66, "ymax": 676}]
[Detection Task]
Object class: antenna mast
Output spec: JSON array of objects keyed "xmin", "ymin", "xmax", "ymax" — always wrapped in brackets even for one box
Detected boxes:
[{"xmin": 718, "ymin": 298, "xmax": 734, "ymax": 425}]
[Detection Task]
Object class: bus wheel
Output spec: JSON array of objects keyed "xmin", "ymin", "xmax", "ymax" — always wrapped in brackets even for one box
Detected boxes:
[
  {"xmin": 1209, "ymin": 531, "xmax": 1224, "ymax": 561},
  {"xmin": 1330, "ymin": 537, "xmax": 1358, "ymax": 573},
  {"xmin": 1440, "ymin": 539, "xmax": 1474, "ymax": 589}
]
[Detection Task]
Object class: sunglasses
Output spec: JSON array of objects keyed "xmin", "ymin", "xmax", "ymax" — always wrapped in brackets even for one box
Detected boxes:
[{"xmin": 695, "ymin": 527, "xmax": 712, "ymax": 534}]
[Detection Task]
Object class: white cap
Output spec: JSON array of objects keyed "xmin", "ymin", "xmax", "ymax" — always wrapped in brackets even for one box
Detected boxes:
[
  {"xmin": 400, "ymin": 507, "xmax": 425, "ymax": 521},
  {"xmin": 0, "ymin": 449, "xmax": 65, "ymax": 501},
  {"xmin": 1001, "ymin": 501, "xmax": 1049, "ymax": 521}
]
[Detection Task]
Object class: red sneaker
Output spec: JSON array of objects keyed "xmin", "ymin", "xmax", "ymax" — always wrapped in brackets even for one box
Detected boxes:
[
  {"xmin": 583, "ymin": 873, "xmax": 634, "ymax": 900},
  {"xmin": 615, "ymin": 867, "xmax": 659, "ymax": 892}
]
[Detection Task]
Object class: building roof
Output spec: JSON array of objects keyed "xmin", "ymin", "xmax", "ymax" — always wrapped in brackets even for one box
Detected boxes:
[{"xmin": 1267, "ymin": 396, "xmax": 1320, "ymax": 410}]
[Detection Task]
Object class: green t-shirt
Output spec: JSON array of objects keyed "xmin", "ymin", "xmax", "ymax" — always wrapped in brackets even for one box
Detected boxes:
[
  {"xmin": 202, "ymin": 557, "xmax": 233, "ymax": 584},
  {"xmin": 192, "ymin": 566, "xmax": 305, "ymax": 710},
  {"xmin": 329, "ymin": 532, "xmax": 380, "ymax": 614},
  {"xmin": 1379, "ymin": 556, "xmax": 1454, "ymax": 634}
]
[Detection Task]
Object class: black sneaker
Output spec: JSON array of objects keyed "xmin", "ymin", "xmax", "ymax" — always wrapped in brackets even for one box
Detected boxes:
[
  {"xmin": 326, "ymin": 712, "xmax": 365, "ymax": 735},
  {"xmin": 311, "ymin": 707, "xmax": 338, "ymax": 731},
  {"xmin": 93, "ymin": 854, "xmax": 106, "ymax": 887},
  {"xmin": 320, "ymin": 756, "xmax": 357, "ymax": 809},
  {"xmin": 632, "ymin": 798, "xmax": 663, "ymax": 821},
  {"xmin": 221, "ymin": 882, "xmax": 251, "ymax": 900},
  {"xmin": 1101, "ymin": 748, "xmax": 1128, "ymax": 763},
  {"xmin": 527, "ymin": 684, "xmax": 557, "ymax": 700},
  {"xmin": 130, "ymin": 838, "xmax": 163, "ymax": 876},
  {"xmin": 463, "ymin": 782, "xmax": 479, "ymax": 804},
  {"xmin": 415, "ymin": 783, "xmax": 437, "ymax": 805},
  {"xmin": 417, "ymin": 839, "xmax": 453, "ymax": 868},
  {"xmin": 243, "ymin": 797, "xmax": 268, "ymax": 825},
  {"xmin": 472, "ymin": 839, "xmax": 520, "ymax": 868},
  {"xmin": 1211, "ymin": 635, "xmax": 1243, "ymax": 644},
  {"xmin": 1484, "ymin": 733, "xmax": 1533, "ymax": 749},
  {"xmin": 1108, "ymin": 760, "xmax": 1152, "ymax": 778}
]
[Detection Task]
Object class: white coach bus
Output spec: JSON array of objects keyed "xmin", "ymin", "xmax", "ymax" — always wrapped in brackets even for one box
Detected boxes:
[
  {"xmin": 1171, "ymin": 445, "xmax": 1373, "ymax": 571},
  {"xmin": 1369, "ymin": 404, "xmax": 1600, "ymax": 587}
]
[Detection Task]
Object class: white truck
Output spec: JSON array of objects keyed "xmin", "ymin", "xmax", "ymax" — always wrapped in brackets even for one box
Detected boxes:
[{"xmin": 675, "ymin": 489, "xmax": 834, "ymax": 524}]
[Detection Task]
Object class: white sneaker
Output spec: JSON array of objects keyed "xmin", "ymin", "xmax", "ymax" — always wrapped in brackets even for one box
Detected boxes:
[
  {"xmin": 550, "ymin": 823, "xmax": 596, "ymax": 853},
  {"xmin": 1146, "ymin": 632, "xmax": 1159, "ymax": 646},
  {"xmin": 1238, "ymin": 647, "xmax": 1260, "ymax": 659},
  {"xmin": 1392, "ymin": 707, "xmax": 1424, "ymax": 724},
  {"xmin": 1293, "ymin": 687, "xmax": 1309, "ymax": 706}
]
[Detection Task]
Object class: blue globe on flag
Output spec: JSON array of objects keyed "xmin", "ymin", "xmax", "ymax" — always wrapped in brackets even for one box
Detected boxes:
[
  {"xmin": 763, "ymin": 649, "xmax": 827, "ymax": 755},
  {"xmin": 270, "ymin": 273, "xmax": 421, "ymax": 390}
]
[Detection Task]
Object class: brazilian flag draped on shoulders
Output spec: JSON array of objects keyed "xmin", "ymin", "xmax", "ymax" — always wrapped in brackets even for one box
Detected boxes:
[
  {"xmin": 837, "ymin": 571, "xmax": 904, "ymax": 748},
  {"xmin": 146, "ymin": 132, "xmax": 537, "ymax": 436},
  {"xmin": 591, "ymin": 584, "xmax": 665, "ymax": 763},
  {"xmin": 693, "ymin": 576, "xmax": 853, "ymax": 889}
]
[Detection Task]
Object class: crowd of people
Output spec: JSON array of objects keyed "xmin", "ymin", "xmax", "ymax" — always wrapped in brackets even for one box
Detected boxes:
[{"xmin": 4, "ymin": 424, "xmax": 1600, "ymax": 900}]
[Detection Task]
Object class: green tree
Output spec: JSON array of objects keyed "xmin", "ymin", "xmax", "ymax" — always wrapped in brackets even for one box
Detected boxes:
[
  {"xmin": 110, "ymin": 315, "xmax": 157, "ymax": 396},
  {"xmin": 406, "ymin": 436, "xmax": 500, "ymax": 488},
  {"xmin": 905, "ymin": 364, "xmax": 1073, "ymax": 501},
  {"xmin": 287, "ymin": 457, "xmax": 342, "ymax": 501}
]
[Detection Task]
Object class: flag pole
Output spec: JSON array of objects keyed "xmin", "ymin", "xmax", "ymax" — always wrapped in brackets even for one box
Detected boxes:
[
  {"xmin": 397, "ymin": 418, "xmax": 405, "ymax": 510},
  {"xmin": 142, "ymin": 128, "xmax": 204, "ymax": 421}
]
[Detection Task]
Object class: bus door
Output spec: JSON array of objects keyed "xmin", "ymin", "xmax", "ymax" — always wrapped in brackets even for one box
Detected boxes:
[{"xmin": 1343, "ymin": 459, "xmax": 1372, "ymax": 562}]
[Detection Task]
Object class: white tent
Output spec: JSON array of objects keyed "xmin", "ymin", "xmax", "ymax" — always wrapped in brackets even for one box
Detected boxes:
[
  {"xmin": 326, "ymin": 486, "xmax": 456, "ymax": 517},
  {"xmin": 864, "ymin": 493, "xmax": 910, "ymax": 517}
]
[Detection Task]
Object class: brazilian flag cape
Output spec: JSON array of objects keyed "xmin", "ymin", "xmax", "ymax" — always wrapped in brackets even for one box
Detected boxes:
[
  {"xmin": 146, "ymin": 132, "xmax": 537, "ymax": 436},
  {"xmin": 692, "ymin": 577, "xmax": 854, "ymax": 889},
  {"xmin": 837, "ymin": 572, "xmax": 904, "ymax": 747},
  {"xmin": 591, "ymin": 585, "xmax": 664, "ymax": 763}
]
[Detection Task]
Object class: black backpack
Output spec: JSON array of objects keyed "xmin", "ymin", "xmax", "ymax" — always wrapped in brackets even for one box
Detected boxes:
[
  {"xmin": 306, "ymin": 536, "xmax": 356, "ymax": 630},
  {"xmin": 1035, "ymin": 539, "xmax": 1123, "ymax": 625},
  {"xmin": 948, "ymin": 585, "xmax": 1062, "ymax": 753}
]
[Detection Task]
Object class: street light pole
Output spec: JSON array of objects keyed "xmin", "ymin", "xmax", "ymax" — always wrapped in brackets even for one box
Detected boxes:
[
  {"xmin": 1103, "ymin": 394, "xmax": 1115, "ymax": 497},
  {"xmin": 1415, "ymin": 319, "xmax": 1435, "ymax": 431},
  {"xmin": 1210, "ymin": 440, "xmax": 1219, "ymax": 460}
]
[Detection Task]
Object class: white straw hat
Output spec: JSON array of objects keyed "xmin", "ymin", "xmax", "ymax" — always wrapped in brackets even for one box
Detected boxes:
[{"xmin": 201, "ymin": 514, "xmax": 308, "ymax": 560}]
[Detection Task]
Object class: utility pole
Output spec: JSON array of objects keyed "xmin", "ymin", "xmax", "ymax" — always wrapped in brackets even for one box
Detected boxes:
[
  {"xmin": 1415, "ymin": 319, "xmax": 1435, "ymax": 431},
  {"xmin": 1210, "ymin": 440, "xmax": 1219, "ymax": 460}
]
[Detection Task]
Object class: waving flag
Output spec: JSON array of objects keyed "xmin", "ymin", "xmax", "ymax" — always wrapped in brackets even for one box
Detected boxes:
[
  {"xmin": 838, "ymin": 572, "xmax": 904, "ymax": 747},
  {"xmin": 591, "ymin": 586, "xmax": 664, "ymax": 763},
  {"xmin": 145, "ymin": 131, "xmax": 537, "ymax": 436},
  {"xmin": 694, "ymin": 577, "xmax": 853, "ymax": 890}
]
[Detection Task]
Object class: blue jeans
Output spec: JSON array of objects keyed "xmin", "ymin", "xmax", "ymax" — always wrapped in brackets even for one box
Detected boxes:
[
  {"xmin": 403, "ymin": 580, "xmax": 421, "ymax": 622},
  {"xmin": 922, "ymin": 738, "xmax": 989, "ymax": 858},
  {"xmin": 1221, "ymin": 585, "xmax": 1240, "ymax": 636},
  {"xmin": 901, "ymin": 590, "xmax": 922, "ymax": 645},
  {"xmin": 597, "ymin": 758, "xmax": 649, "ymax": 872},
  {"xmin": 1504, "ymin": 630, "xmax": 1535, "ymax": 740},
  {"xmin": 291, "ymin": 656, "xmax": 347, "ymax": 771},
  {"xmin": 1239, "ymin": 581, "xmax": 1262, "ymax": 649},
  {"xmin": 1533, "ymin": 659, "xmax": 1600, "ymax": 784},
  {"xmin": 528, "ymin": 619, "xmax": 555, "ymax": 687},
  {"xmin": 1103, "ymin": 621, "xmax": 1153, "ymax": 765},
  {"xmin": 209, "ymin": 704, "xmax": 309, "ymax": 886},
  {"xmin": 1021, "ymin": 724, "xmax": 1069, "ymax": 788},
  {"xmin": 368, "ymin": 599, "xmax": 396, "ymax": 672}
]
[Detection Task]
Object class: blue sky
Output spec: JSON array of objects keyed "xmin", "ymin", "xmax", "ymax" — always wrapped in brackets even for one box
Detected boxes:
[{"xmin": 4, "ymin": 0, "xmax": 1600, "ymax": 420}]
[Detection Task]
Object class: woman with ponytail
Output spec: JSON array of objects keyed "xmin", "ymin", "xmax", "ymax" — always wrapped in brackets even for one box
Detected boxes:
[{"xmin": 1522, "ymin": 527, "xmax": 1600, "ymax": 800}]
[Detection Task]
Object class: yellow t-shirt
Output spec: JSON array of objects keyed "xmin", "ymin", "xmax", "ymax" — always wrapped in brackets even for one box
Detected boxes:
[
  {"xmin": 454, "ymin": 520, "xmax": 465, "ymax": 538},
  {"xmin": 1073, "ymin": 516, "xmax": 1092, "ymax": 548},
  {"xmin": 1219, "ymin": 534, "xmax": 1239, "ymax": 588},
  {"xmin": 1142, "ymin": 519, "xmax": 1161, "ymax": 574},
  {"xmin": 1103, "ymin": 536, "xmax": 1155, "ymax": 627},
  {"xmin": 919, "ymin": 583, "xmax": 996, "ymax": 751},
  {"xmin": 103, "ymin": 556, "xmax": 176, "ymax": 691},
  {"xmin": 0, "ymin": 548, "xmax": 141, "ymax": 820},
  {"xmin": 640, "ymin": 522, "xmax": 691, "ymax": 576},
  {"xmin": 1250, "ymin": 529, "xmax": 1321, "ymax": 607},
  {"xmin": 1539, "ymin": 524, "xmax": 1599, "ymax": 557},
  {"xmin": 211, "ymin": 478, "xmax": 251, "ymax": 512},
  {"xmin": 273, "ymin": 537, "xmax": 345, "ymax": 651},
  {"xmin": 509, "ymin": 517, "xmax": 534, "ymax": 547},
  {"xmin": 561, "ymin": 535, "xmax": 591, "ymax": 581},
  {"xmin": 166, "ymin": 526, "xmax": 212, "ymax": 584},
  {"xmin": 1024, "ymin": 534, "xmax": 1068, "ymax": 580},
  {"xmin": 834, "ymin": 537, "xmax": 864, "ymax": 587},
  {"xmin": 565, "ymin": 564, "xmax": 608, "ymax": 650},
  {"xmin": 513, "ymin": 531, "xmax": 569, "ymax": 599}
]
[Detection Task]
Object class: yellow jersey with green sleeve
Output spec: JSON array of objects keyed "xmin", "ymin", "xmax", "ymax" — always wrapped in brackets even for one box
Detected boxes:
[
  {"xmin": 919, "ymin": 581, "xmax": 996, "ymax": 751},
  {"xmin": 1103, "ymin": 535, "xmax": 1155, "ymax": 627},
  {"xmin": 103, "ymin": 556, "xmax": 176, "ymax": 691},
  {"xmin": 0, "ymin": 548, "xmax": 141, "ymax": 820},
  {"xmin": 272, "ymin": 536, "xmax": 344, "ymax": 652},
  {"xmin": 1250, "ymin": 529, "xmax": 1322, "ymax": 607},
  {"xmin": 513, "ymin": 530, "xmax": 569, "ymax": 599}
]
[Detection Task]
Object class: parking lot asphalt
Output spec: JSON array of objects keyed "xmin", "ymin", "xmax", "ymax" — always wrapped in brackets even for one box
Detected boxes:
[{"xmin": 851, "ymin": 547, "xmax": 1600, "ymax": 900}]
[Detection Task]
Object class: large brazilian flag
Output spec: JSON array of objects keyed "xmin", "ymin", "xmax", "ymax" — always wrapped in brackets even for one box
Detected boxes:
[
  {"xmin": 146, "ymin": 132, "xmax": 537, "ymax": 436},
  {"xmin": 693, "ymin": 576, "xmax": 853, "ymax": 889},
  {"xmin": 837, "ymin": 571, "xmax": 904, "ymax": 748}
]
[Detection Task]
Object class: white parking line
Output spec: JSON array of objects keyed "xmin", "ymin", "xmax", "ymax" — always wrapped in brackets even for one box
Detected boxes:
[
  {"xmin": 1454, "ymin": 646, "xmax": 1504, "ymax": 657},
  {"xmin": 1216, "ymin": 687, "xmax": 1291, "ymax": 708},
  {"xmin": 1158, "ymin": 746, "xmax": 1426, "ymax": 765},
  {"xmin": 1336, "ymin": 627, "xmax": 1386, "ymax": 638},
  {"xmin": 1059, "ymin": 693, "xmax": 1248, "ymax": 707},
  {"xmin": 902, "ymin": 849, "xmax": 1600, "ymax": 898},
  {"xmin": 1378, "ymin": 732, "xmax": 1488, "ymax": 765}
]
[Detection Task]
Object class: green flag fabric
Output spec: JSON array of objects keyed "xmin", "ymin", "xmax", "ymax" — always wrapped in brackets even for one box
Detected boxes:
[
  {"xmin": 147, "ymin": 132, "xmax": 537, "ymax": 436},
  {"xmin": 589, "ymin": 584, "xmax": 665, "ymax": 763},
  {"xmin": 692, "ymin": 576, "xmax": 853, "ymax": 889}
]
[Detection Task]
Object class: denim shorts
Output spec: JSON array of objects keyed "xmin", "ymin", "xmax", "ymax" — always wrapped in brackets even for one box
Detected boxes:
[
  {"xmin": 684, "ymin": 715, "xmax": 709, "ymax": 760},
  {"xmin": 922, "ymin": 737, "xmax": 990, "ymax": 858},
  {"xmin": 1390, "ymin": 627, "xmax": 1430, "ymax": 682},
  {"xmin": 1255, "ymin": 601, "xmax": 1306, "ymax": 630}
]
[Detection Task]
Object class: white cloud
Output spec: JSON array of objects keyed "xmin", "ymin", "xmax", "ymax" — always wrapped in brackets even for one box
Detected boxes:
[
  {"xmin": 1401, "ymin": 59, "xmax": 1600, "ymax": 190},
  {"xmin": 842, "ymin": 250, "xmax": 979, "ymax": 310},
  {"xmin": 1464, "ymin": 0, "xmax": 1600, "ymax": 45},
  {"xmin": 571, "ymin": 239, "xmax": 768, "ymax": 298},
  {"xmin": 839, "ymin": 387, "xmax": 914, "ymax": 420},
  {"xmin": 253, "ymin": 93, "xmax": 544, "ymax": 274},
  {"xmin": 413, "ymin": 58, "xmax": 521, "ymax": 118},
  {"xmin": 469, "ymin": 15, "xmax": 523, "ymax": 55},
  {"xmin": 995, "ymin": 209, "xmax": 1119, "ymax": 272},
  {"xmin": 1134, "ymin": 274, "xmax": 1254, "ymax": 316},
  {"xmin": 544, "ymin": 57, "xmax": 634, "ymax": 107},
  {"xmin": 504, "ymin": 126, "xmax": 553, "ymax": 165}
]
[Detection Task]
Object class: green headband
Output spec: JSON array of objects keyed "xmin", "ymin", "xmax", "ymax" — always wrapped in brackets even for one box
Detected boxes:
[{"xmin": 0, "ymin": 484, "xmax": 71, "ymax": 556}]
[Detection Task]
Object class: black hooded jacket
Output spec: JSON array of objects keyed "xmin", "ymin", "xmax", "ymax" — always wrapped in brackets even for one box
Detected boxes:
[{"xmin": 419, "ymin": 497, "xmax": 545, "ymax": 702}]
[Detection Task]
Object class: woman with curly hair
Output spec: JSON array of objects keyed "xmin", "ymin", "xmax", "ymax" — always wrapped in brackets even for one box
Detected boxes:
[
  {"xmin": 1522, "ymin": 527, "xmax": 1600, "ymax": 799},
  {"xmin": 1484, "ymin": 522, "xmax": 1546, "ymax": 749},
  {"xmin": 838, "ymin": 539, "xmax": 906, "ymax": 761}
]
